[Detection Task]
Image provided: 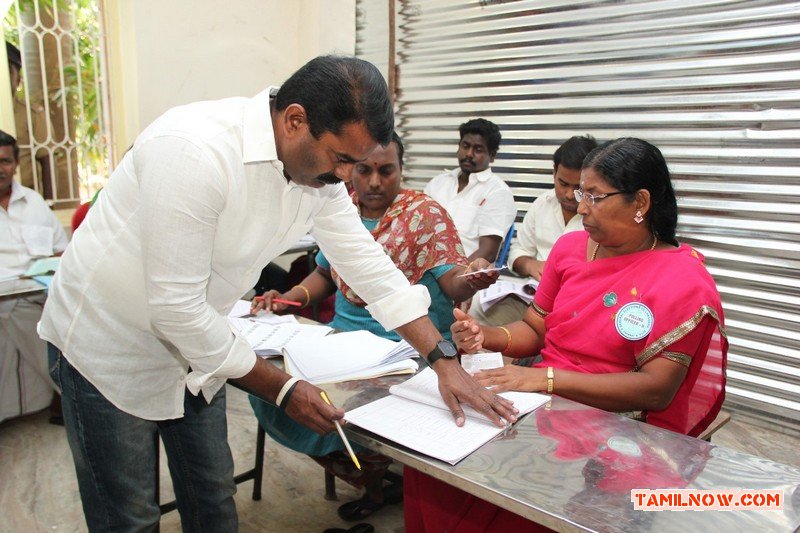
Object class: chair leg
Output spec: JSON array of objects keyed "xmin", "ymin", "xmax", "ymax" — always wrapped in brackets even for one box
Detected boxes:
[
  {"xmin": 252, "ymin": 425, "xmax": 265, "ymax": 501},
  {"xmin": 324, "ymin": 470, "xmax": 337, "ymax": 501}
]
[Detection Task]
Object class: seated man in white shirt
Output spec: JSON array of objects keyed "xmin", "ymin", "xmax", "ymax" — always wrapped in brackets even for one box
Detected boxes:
[
  {"xmin": 424, "ymin": 118, "xmax": 517, "ymax": 262},
  {"xmin": 472, "ymin": 135, "xmax": 598, "ymax": 325},
  {"xmin": 39, "ymin": 56, "xmax": 516, "ymax": 531},
  {"xmin": 0, "ymin": 130, "xmax": 68, "ymax": 424}
]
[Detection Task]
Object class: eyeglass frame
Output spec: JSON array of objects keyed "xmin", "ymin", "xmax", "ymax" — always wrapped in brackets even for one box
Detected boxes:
[{"xmin": 574, "ymin": 189, "xmax": 627, "ymax": 207}]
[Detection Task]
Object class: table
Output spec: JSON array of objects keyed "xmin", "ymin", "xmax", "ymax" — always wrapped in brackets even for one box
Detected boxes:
[
  {"xmin": 319, "ymin": 374, "xmax": 800, "ymax": 532},
  {"xmin": 0, "ymin": 277, "xmax": 46, "ymax": 301}
]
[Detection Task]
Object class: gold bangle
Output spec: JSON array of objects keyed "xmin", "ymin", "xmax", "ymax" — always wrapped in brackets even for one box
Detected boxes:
[
  {"xmin": 546, "ymin": 366, "xmax": 554, "ymax": 394},
  {"xmin": 294, "ymin": 284, "xmax": 311, "ymax": 308},
  {"xmin": 498, "ymin": 326, "xmax": 512, "ymax": 353}
]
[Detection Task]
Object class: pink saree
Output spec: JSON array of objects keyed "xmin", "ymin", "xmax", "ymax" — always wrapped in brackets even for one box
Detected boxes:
[{"xmin": 532, "ymin": 230, "xmax": 727, "ymax": 437}]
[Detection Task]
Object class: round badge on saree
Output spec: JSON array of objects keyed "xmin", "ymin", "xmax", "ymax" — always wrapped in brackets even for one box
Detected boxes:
[{"xmin": 615, "ymin": 302, "xmax": 654, "ymax": 341}]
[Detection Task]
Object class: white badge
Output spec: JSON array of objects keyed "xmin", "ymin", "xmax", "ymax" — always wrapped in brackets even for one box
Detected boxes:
[{"xmin": 615, "ymin": 302, "xmax": 654, "ymax": 341}]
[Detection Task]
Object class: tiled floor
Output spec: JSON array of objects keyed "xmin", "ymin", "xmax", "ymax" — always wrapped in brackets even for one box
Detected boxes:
[{"xmin": 0, "ymin": 386, "xmax": 797, "ymax": 532}]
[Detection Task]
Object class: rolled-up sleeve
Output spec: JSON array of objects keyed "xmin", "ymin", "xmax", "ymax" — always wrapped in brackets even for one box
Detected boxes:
[
  {"xmin": 136, "ymin": 136, "xmax": 257, "ymax": 400},
  {"xmin": 310, "ymin": 187, "xmax": 431, "ymax": 331}
]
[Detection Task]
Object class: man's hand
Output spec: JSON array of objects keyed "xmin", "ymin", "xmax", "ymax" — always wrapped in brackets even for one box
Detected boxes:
[
  {"xmin": 432, "ymin": 358, "xmax": 518, "ymax": 427},
  {"xmin": 462, "ymin": 257, "xmax": 500, "ymax": 291},
  {"xmin": 283, "ymin": 381, "xmax": 344, "ymax": 434}
]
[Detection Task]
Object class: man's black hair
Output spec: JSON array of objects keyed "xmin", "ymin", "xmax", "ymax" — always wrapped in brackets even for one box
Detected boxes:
[
  {"xmin": 5, "ymin": 41, "xmax": 22, "ymax": 70},
  {"xmin": 458, "ymin": 118, "xmax": 502, "ymax": 156},
  {"xmin": 275, "ymin": 55, "xmax": 393, "ymax": 145},
  {"xmin": 391, "ymin": 131, "xmax": 404, "ymax": 168},
  {"xmin": 0, "ymin": 129, "xmax": 19, "ymax": 161},
  {"xmin": 553, "ymin": 135, "xmax": 598, "ymax": 170}
]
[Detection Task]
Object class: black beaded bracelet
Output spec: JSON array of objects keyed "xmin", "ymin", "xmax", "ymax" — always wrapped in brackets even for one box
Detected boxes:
[{"xmin": 278, "ymin": 380, "xmax": 300, "ymax": 410}]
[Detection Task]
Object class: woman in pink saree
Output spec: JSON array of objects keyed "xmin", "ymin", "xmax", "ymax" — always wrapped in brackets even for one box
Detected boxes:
[{"xmin": 404, "ymin": 137, "xmax": 727, "ymax": 532}]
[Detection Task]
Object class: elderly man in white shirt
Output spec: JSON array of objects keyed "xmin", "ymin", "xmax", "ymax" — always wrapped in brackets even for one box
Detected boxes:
[
  {"xmin": 0, "ymin": 131, "xmax": 68, "ymax": 423},
  {"xmin": 424, "ymin": 118, "xmax": 517, "ymax": 262},
  {"xmin": 473, "ymin": 135, "xmax": 598, "ymax": 326},
  {"xmin": 39, "ymin": 56, "xmax": 515, "ymax": 531}
]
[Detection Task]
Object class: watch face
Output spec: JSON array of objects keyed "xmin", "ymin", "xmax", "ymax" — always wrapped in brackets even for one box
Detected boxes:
[{"xmin": 437, "ymin": 340, "xmax": 457, "ymax": 358}]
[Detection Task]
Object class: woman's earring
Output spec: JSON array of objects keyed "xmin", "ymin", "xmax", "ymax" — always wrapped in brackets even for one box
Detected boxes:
[{"xmin": 634, "ymin": 210, "xmax": 644, "ymax": 224}]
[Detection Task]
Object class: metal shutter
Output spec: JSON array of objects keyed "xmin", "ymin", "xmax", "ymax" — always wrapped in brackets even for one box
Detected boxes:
[{"xmin": 359, "ymin": 0, "xmax": 800, "ymax": 431}]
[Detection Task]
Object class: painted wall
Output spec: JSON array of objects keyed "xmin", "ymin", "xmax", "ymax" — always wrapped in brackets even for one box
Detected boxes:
[{"xmin": 104, "ymin": 0, "xmax": 356, "ymax": 161}]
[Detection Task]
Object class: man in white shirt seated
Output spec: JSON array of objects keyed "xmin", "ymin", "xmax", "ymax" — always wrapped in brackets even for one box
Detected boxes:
[
  {"xmin": 39, "ymin": 56, "xmax": 516, "ymax": 531},
  {"xmin": 0, "ymin": 130, "xmax": 68, "ymax": 424},
  {"xmin": 424, "ymin": 118, "xmax": 517, "ymax": 262},
  {"xmin": 472, "ymin": 135, "xmax": 598, "ymax": 325}
]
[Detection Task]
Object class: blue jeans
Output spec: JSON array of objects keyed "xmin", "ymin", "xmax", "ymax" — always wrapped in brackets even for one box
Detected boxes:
[{"xmin": 50, "ymin": 346, "xmax": 237, "ymax": 532}]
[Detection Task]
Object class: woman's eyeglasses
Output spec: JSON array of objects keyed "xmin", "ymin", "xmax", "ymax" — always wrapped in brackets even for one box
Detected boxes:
[{"xmin": 574, "ymin": 189, "xmax": 625, "ymax": 206}]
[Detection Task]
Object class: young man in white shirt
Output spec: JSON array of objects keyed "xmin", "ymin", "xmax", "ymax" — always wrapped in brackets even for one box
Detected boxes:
[
  {"xmin": 39, "ymin": 56, "xmax": 515, "ymax": 531},
  {"xmin": 474, "ymin": 135, "xmax": 598, "ymax": 325},
  {"xmin": 0, "ymin": 131, "xmax": 68, "ymax": 423},
  {"xmin": 424, "ymin": 119, "xmax": 517, "ymax": 262}
]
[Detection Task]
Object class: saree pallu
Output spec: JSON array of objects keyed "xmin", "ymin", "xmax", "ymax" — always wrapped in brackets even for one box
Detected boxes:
[
  {"xmin": 533, "ymin": 231, "xmax": 727, "ymax": 437},
  {"xmin": 330, "ymin": 188, "xmax": 467, "ymax": 306}
]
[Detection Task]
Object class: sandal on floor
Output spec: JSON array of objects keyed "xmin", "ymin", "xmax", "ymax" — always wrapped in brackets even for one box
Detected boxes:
[
  {"xmin": 322, "ymin": 523, "xmax": 374, "ymax": 533},
  {"xmin": 337, "ymin": 496, "xmax": 384, "ymax": 522}
]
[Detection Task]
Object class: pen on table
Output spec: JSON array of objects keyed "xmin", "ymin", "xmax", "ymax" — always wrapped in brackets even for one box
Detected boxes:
[
  {"xmin": 253, "ymin": 296, "xmax": 303, "ymax": 307},
  {"xmin": 319, "ymin": 391, "xmax": 361, "ymax": 470}
]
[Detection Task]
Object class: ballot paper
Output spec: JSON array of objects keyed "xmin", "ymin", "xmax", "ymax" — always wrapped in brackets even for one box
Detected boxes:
[
  {"xmin": 282, "ymin": 330, "xmax": 419, "ymax": 384},
  {"xmin": 227, "ymin": 299, "xmax": 298, "ymax": 325},
  {"xmin": 461, "ymin": 352, "xmax": 504, "ymax": 374},
  {"xmin": 456, "ymin": 265, "xmax": 505, "ymax": 278},
  {"xmin": 345, "ymin": 368, "xmax": 550, "ymax": 465},
  {"xmin": 478, "ymin": 278, "xmax": 539, "ymax": 311},
  {"xmin": 228, "ymin": 318, "xmax": 331, "ymax": 357}
]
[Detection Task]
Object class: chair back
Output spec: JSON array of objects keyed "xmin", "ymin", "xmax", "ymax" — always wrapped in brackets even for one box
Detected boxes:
[{"xmin": 495, "ymin": 225, "xmax": 516, "ymax": 267}]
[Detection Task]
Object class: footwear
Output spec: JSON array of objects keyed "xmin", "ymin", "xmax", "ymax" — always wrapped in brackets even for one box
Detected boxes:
[
  {"xmin": 322, "ymin": 524, "xmax": 374, "ymax": 533},
  {"xmin": 336, "ymin": 482, "xmax": 403, "ymax": 522}
]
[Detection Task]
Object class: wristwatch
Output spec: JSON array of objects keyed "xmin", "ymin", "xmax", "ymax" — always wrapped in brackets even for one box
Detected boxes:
[{"xmin": 426, "ymin": 339, "xmax": 458, "ymax": 366}]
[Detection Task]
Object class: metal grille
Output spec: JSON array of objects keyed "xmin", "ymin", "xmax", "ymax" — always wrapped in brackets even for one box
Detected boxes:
[
  {"xmin": 360, "ymin": 0, "xmax": 800, "ymax": 430},
  {"xmin": 6, "ymin": 0, "xmax": 111, "ymax": 207}
]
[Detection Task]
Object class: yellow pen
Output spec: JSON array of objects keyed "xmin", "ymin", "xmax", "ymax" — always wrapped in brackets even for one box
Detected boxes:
[{"xmin": 320, "ymin": 391, "xmax": 361, "ymax": 470}]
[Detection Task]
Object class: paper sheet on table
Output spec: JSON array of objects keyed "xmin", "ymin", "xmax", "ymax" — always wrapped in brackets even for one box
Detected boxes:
[
  {"xmin": 346, "ymin": 368, "xmax": 550, "ymax": 465},
  {"xmin": 227, "ymin": 299, "xmax": 298, "ymax": 324},
  {"xmin": 285, "ymin": 354, "xmax": 418, "ymax": 385},
  {"xmin": 478, "ymin": 278, "xmax": 539, "ymax": 311},
  {"xmin": 461, "ymin": 352, "xmax": 503, "ymax": 374},
  {"xmin": 228, "ymin": 318, "xmax": 331, "ymax": 357}
]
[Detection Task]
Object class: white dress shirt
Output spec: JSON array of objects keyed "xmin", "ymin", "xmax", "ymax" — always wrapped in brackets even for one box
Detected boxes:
[
  {"xmin": 424, "ymin": 167, "xmax": 516, "ymax": 256},
  {"xmin": 0, "ymin": 181, "xmax": 69, "ymax": 275},
  {"xmin": 507, "ymin": 189, "xmax": 584, "ymax": 267},
  {"xmin": 38, "ymin": 88, "xmax": 431, "ymax": 420}
]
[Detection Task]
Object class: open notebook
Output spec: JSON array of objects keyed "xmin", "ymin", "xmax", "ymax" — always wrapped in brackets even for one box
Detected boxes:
[
  {"xmin": 345, "ymin": 367, "xmax": 550, "ymax": 465},
  {"xmin": 283, "ymin": 330, "xmax": 418, "ymax": 384}
]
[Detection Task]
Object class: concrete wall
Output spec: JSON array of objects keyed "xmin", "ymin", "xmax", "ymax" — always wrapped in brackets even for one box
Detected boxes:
[{"xmin": 103, "ymin": 0, "xmax": 356, "ymax": 162}]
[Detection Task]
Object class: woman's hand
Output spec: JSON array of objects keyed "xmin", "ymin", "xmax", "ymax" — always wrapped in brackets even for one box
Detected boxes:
[
  {"xmin": 462, "ymin": 257, "xmax": 500, "ymax": 291},
  {"xmin": 451, "ymin": 308, "xmax": 484, "ymax": 353},
  {"xmin": 474, "ymin": 365, "xmax": 546, "ymax": 393},
  {"xmin": 250, "ymin": 290, "xmax": 290, "ymax": 314}
]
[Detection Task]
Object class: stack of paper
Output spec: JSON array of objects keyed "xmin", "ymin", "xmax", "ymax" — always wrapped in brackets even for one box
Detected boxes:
[
  {"xmin": 478, "ymin": 278, "xmax": 539, "ymax": 311},
  {"xmin": 283, "ymin": 330, "xmax": 419, "ymax": 384},
  {"xmin": 345, "ymin": 367, "xmax": 550, "ymax": 465},
  {"xmin": 229, "ymin": 318, "xmax": 332, "ymax": 358}
]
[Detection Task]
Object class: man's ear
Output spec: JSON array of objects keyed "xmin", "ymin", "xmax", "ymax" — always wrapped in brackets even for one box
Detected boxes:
[{"xmin": 281, "ymin": 103, "xmax": 308, "ymax": 138}]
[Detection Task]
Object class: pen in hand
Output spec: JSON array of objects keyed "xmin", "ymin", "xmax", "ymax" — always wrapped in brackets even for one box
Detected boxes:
[
  {"xmin": 253, "ymin": 296, "xmax": 303, "ymax": 307},
  {"xmin": 319, "ymin": 391, "xmax": 361, "ymax": 470}
]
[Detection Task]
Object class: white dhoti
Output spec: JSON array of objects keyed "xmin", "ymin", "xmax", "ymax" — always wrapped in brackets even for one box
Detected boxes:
[{"xmin": 0, "ymin": 296, "xmax": 54, "ymax": 423}]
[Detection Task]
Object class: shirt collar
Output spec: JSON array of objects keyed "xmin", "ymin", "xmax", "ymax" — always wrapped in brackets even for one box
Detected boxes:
[
  {"xmin": 448, "ymin": 166, "xmax": 493, "ymax": 183},
  {"xmin": 8, "ymin": 180, "xmax": 27, "ymax": 204},
  {"xmin": 242, "ymin": 86, "xmax": 279, "ymax": 163}
]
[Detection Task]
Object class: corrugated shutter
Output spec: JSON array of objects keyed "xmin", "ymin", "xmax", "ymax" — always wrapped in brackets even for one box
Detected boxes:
[{"xmin": 359, "ymin": 0, "xmax": 800, "ymax": 430}]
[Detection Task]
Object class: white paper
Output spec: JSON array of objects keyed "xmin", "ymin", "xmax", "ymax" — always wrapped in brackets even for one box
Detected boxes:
[
  {"xmin": 228, "ymin": 319, "xmax": 331, "ymax": 357},
  {"xmin": 285, "ymin": 355, "xmax": 418, "ymax": 385},
  {"xmin": 346, "ymin": 368, "xmax": 550, "ymax": 464},
  {"xmin": 283, "ymin": 330, "xmax": 418, "ymax": 383},
  {"xmin": 478, "ymin": 278, "xmax": 539, "ymax": 311},
  {"xmin": 227, "ymin": 300, "xmax": 298, "ymax": 324},
  {"xmin": 227, "ymin": 299, "xmax": 253, "ymax": 318},
  {"xmin": 461, "ymin": 352, "xmax": 504, "ymax": 374},
  {"xmin": 456, "ymin": 266, "xmax": 504, "ymax": 278}
]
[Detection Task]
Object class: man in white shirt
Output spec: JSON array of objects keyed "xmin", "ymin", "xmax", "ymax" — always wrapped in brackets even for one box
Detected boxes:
[
  {"xmin": 424, "ymin": 119, "xmax": 517, "ymax": 262},
  {"xmin": 474, "ymin": 135, "xmax": 598, "ymax": 325},
  {"xmin": 39, "ymin": 56, "xmax": 515, "ymax": 531},
  {"xmin": 0, "ymin": 131, "xmax": 68, "ymax": 423}
]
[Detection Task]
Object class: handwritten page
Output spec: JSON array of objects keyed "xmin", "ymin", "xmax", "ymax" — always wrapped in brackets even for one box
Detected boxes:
[{"xmin": 228, "ymin": 319, "xmax": 331, "ymax": 357}]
